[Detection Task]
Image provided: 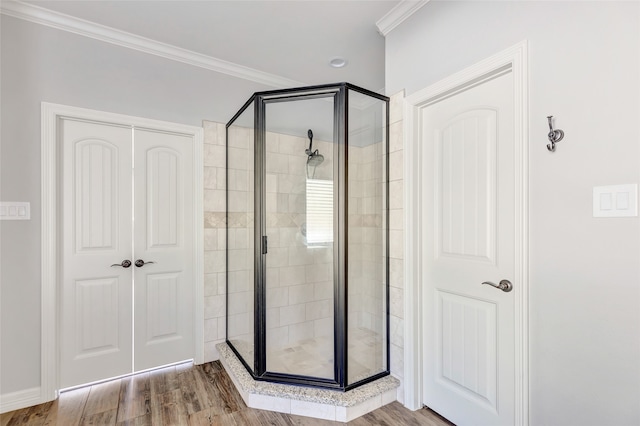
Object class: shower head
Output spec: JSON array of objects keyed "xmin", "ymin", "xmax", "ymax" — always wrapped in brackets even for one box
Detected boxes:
[
  {"xmin": 307, "ymin": 152, "xmax": 324, "ymax": 167},
  {"xmin": 305, "ymin": 128, "xmax": 324, "ymax": 169},
  {"xmin": 305, "ymin": 129, "xmax": 316, "ymax": 157}
]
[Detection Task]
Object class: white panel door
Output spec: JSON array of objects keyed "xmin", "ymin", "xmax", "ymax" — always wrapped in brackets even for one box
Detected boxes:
[
  {"xmin": 61, "ymin": 120, "xmax": 194, "ymax": 389},
  {"xmin": 133, "ymin": 128, "xmax": 194, "ymax": 371},
  {"xmin": 422, "ymin": 72, "xmax": 515, "ymax": 425},
  {"xmin": 61, "ymin": 119, "xmax": 133, "ymax": 388}
]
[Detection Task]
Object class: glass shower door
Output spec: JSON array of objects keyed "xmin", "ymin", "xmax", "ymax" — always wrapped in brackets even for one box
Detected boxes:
[{"xmin": 263, "ymin": 95, "xmax": 335, "ymax": 380}]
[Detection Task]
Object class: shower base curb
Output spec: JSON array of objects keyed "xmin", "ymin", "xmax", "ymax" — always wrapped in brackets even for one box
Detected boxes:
[{"xmin": 216, "ymin": 342, "xmax": 399, "ymax": 422}]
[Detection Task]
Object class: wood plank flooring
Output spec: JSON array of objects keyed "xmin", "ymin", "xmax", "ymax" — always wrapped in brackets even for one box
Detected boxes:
[{"xmin": 1, "ymin": 361, "xmax": 454, "ymax": 425}]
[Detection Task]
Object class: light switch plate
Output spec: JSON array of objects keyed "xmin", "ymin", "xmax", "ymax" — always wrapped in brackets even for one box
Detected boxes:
[
  {"xmin": 0, "ymin": 202, "xmax": 31, "ymax": 220},
  {"xmin": 593, "ymin": 184, "xmax": 638, "ymax": 217}
]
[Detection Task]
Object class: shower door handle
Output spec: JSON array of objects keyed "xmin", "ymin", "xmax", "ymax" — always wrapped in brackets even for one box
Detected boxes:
[{"xmin": 262, "ymin": 236, "xmax": 268, "ymax": 254}]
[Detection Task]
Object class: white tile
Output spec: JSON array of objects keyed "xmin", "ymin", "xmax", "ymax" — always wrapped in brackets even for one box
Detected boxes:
[
  {"xmin": 266, "ymin": 153, "xmax": 289, "ymax": 174},
  {"xmin": 227, "ymin": 291, "xmax": 251, "ymax": 316},
  {"xmin": 389, "ymin": 121, "xmax": 403, "ymax": 153},
  {"xmin": 204, "ymin": 318, "xmax": 218, "ymax": 341},
  {"xmin": 389, "ymin": 287, "xmax": 403, "ymax": 319},
  {"xmin": 314, "ymin": 281, "xmax": 333, "ymax": 300},
  {"xmin": 204, "ymin": 250, "xmax": 225, "ymax": 274},
  {"xmin": 266, "ymin": 173, "xmax": 278, "ymax": 193},
  {"xmin": 216, "ymin": 272, "xmax": 227, "ymax": 295},
  {"xmin": 290, "ymin": 400, "xmax": 336, "ymax": 421},
  {"xmin": 390, "ymin": 343, "xmax": 404, "ymax": 379},
  {"xmin": 228, "ymin": 191, "xmax": 248, "ymax": 213},
  {"xmin": 389, "ymin": 229, "xmax": 404, "ymax": 260},
  {"xmin": 288, "ymin": 155, "xmax": 306, "ymax": 176},
  {"xmin": 204, "ymin": 144, "xmax": 225, "ymax": 167},
  {"xmin": 204, "ymin": 295, "xmax": 225, "ymax": 319},
  {"xmin": 248, "ymin": 394, "xmax": 291, "ymax": 413},
  {"xmin": 390, "ymin": 315, "xmax": 404, "ymax": 348},
  {"xmin": 204, "ymin": 273, "xmax": 218, "ymax": 296},
  {"xmin": 227, "ymin": 126, "xmax": 249, "ymax": 150},
  {"xmin": 381, "ymin": 388, "xmax": 397, "ymax": 406},
  {"xmin": 289, "ymin": 284, "xmax": 315, "ymax": 304},
  {"xmin": 305, "ymin": 263, "xmax": 330, "ymax": 283},
  {"xmin": 389, "ymin": 180, "xmax": 403, "ymax": 210},
  {"xmin": 267, "ymin": 287, "xmax": 289, "ymax": 308},
  {"xmin": 389, "ymin": 208, "xmax": 403, "ymax": 231},
  {"xmin": 336, "ymin": 395, "xmax": 381, "ymax": 422},
  {"xmin": 217, "ymin": 317, "xmax": 226, "ymax": 341},
  {"xmin": 266, "ymin": 307, "xmax": 280, "ymax": 329},
  {"xmin": 288, "ymin": 321, "xmax": 314, "ymax": 344},
  {"xmin": 305, "ymin": 299, "xmax": 332, "ymax": 321},
  {"xmin": 204, "ymin": 189, "xmax": 226, "ymax": 212},
  {"xmin": 216, "ymin": 167, "xmax": 226, "ymax": 190},
  {"xmin": 204, "ymin": 340, "xmax": 221, "ymax": 363},
  {"xmin": 228, "ymin": 147, "xmax": 249, "ymax": 169},
  {"xmin": 389, "ymin": 90, "xmax": 404, "ymax": 125},
  {"xmin": 204, "ymin": 166, "xmax": 218, "ymax": 189},
  {"xmin": 279, "ymin": 265, "xmax": 306, "ymax": 286},
  {"xmin": 389, "ymin": 151, "xmax": 403, "ymax": 182},
  {"xmin": 278, "ymin": 134, "xmax": 304, "ymax": 154},
  {"xmin": 266, "ymin": 325, "xmax": 289, "ymax": 350},
  {"xmin": 266, "ymin": 131, "xmax": 280, "ymax": 152},
  {"xmin": 279, "ymin": 303, "xmax": 306, "ymax": 326},
  {"xmin": 204, "ymin": 228, "xmax": 218, "ymax": 250},
  {"xmin": 389, "ymin": 258, "xmax": 404, "ymax": 288}
]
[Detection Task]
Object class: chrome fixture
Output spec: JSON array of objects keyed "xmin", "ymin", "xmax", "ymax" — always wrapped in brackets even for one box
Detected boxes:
[
  {"xmin": 111, "ymin": 259, "xmax": 132, "ymax": 268},
  {"xmin": 305, "ymin": 128, "xmax": 324, "ymax": 178},
  {"xmin": 546, "ymin": 115, "xmax": 564, "ymax": 152},
  {"xmin": 482, "ymin": 279, "xmax": 513, "ymax": 292}
]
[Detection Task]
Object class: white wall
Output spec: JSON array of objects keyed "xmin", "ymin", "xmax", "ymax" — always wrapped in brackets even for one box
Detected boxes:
[
  {"xmin": 386, "ymin": 1, "xmax": 639, "ymax": 425},
  {"xmin": 0, "ymin": 15, "xmax": 269, "ymax": 396}
]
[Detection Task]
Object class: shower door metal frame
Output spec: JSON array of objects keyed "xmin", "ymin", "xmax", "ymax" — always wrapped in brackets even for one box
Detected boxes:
[{"xmin": 226, "ymin": 82, "xmax": 390, "ymax": 392}]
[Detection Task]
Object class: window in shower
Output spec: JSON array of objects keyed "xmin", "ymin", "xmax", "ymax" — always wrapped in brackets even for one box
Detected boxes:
[{"xmin": 305, "ymin": 178, "xmax": 333, "ymax": 246}]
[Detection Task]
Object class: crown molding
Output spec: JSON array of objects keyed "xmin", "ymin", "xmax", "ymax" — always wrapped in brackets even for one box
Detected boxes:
[
  {"xmin": 0, "ymin": 0, "xmax": 304, "ymax": 89},
  {"xmin": 376, "ymin": 0, "xmax": 429, "ymax": 37}
]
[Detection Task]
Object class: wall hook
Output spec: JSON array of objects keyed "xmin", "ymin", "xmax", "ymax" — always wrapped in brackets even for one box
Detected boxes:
[{"xmin": 546, "ymin": 116, "xmax": 564, "ymax": 152}]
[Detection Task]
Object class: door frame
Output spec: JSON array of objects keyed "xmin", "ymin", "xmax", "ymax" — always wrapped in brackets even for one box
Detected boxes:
[
  {"xmin": 40, "ymin": 102, "xmax": 204, "ymax": 401},
  {"xmin": 402, "ymin": 41, "xmax": 529, "ymax": 424}
]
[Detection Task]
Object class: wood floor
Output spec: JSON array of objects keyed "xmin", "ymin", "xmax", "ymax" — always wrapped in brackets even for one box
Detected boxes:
[{"xmin": 1, "ymin": 361, "xmax": 454, "ymax": 426}]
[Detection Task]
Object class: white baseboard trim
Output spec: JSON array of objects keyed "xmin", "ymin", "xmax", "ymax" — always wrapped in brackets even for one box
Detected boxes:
[{"xmin": 0, "ymin": 387, "xmax": 44, "ymax": 414}]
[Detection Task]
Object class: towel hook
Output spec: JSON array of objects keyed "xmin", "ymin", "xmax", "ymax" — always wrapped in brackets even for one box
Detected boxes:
[{"xmin": 547, "ymin": 116, "xmax": 564, "ymax": 152}]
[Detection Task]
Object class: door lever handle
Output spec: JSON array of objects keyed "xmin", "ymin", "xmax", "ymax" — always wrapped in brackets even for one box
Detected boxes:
[
  {"xmin": 481, "ymin": 279, "xmax": 513, "ymax": 292},
  {"xmin": 134, "ymin": 259, "xmax": 156, "ymax": 268},
  {"xmin": 111, "ymin": 260, "xmax": 132, "ymax": 268}
]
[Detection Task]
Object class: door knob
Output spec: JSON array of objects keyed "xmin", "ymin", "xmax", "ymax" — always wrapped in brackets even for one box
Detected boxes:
[
  {"xmin": 111, "ymin": 260, "xmax": 132, "ymax": 268},
  {"xmin": 481, "ymin": 279, "xmax": 513, "ymax": 292},
  {"xmin": 134, "ymin": 259, "xmax": 156, "ymax": 267}
]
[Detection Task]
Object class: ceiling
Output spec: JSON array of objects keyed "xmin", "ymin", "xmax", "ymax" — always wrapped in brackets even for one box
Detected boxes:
[{"xmin": 23, "ymin": 0, "xmax": 399, "ymax": 92}]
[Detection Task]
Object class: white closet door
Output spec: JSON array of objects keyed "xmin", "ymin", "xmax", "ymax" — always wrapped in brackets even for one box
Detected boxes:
[
  {"xmin": 60, "ymin": 119, "xmax": 133, "ymax": 388},
  {"xmin": 132, "ymin": 128, "xmax": 194, "ymax": 371},
  {"xmin": 421, "ymin": 72, "xmax": 516, "ymax": 425}
]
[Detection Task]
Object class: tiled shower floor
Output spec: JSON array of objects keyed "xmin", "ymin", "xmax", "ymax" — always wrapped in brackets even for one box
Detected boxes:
[{"xmin": 266, "ymin": 327, "xmax": 384, "ymax": 383}]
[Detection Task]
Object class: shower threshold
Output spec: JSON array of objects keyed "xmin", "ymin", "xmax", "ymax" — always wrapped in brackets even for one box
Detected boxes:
[{"xmin": 216, "ymin": 342, "xmax": 400, "ymax": 422}]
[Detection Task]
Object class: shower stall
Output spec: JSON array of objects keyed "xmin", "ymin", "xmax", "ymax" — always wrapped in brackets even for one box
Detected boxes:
[{"xmin": 225, "ymin": 83, "xmax": 389, "ymax": 391}]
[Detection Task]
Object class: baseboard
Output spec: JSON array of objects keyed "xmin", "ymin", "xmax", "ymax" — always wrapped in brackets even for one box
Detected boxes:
[{"xmin": 0, "ymin": 387, "xmax": 43, "ymax": 414}]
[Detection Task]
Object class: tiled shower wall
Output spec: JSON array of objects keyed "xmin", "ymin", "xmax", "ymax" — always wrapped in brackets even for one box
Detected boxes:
[
  {"xmin": 203, "ymin": 120, "xmax": 228, "ymax": 361},
  {"xmin": 263, "ymin": 132, "xmax": 335, "ymax": 355}
]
